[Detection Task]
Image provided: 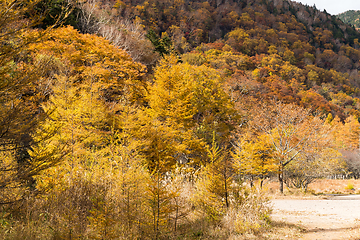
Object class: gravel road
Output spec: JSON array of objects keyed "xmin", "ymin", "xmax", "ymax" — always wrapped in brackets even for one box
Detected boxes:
[{"xmin": 271, "ymin": 195, "xmax": 360, "ymax": 240}]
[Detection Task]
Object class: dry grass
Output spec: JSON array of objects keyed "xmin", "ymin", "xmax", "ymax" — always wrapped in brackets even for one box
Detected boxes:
[
  {"xmin": 263, "ymin": 178, "xmax": 360, "ymax": 198},
  {"xmin": 0, "ymin": 180, "xmax": 301, "ymax": 240},
  {"xmin": 9, "ymin": 178, "xmax": 360, "ymax": 239},
  {"xmin": 307, "ymin": 179, "xmax": 360, "ymax": 195}
]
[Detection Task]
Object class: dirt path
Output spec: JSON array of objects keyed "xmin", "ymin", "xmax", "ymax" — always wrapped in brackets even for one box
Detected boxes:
[{"xmin": 271, "ymin": 195, "xmax": 360, "ymax": 240}]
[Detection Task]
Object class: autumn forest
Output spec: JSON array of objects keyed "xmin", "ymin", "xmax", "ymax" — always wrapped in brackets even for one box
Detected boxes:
[{"xmin": 1, "ymin": 0, "xmax": 360, "ymax": 239}]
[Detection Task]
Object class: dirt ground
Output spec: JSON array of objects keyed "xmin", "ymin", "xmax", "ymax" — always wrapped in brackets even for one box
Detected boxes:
[{"xmin": 271, "ymin": 195, "xmax": 360, "ymax": 240}]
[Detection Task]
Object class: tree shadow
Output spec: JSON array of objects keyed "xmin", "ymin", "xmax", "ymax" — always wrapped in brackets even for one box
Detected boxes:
[
  {"xmin": 305, "ymin": 226, "xmax": 360, "ymax": 233},
  {"xmin": 270, "ymin": 219, "xmax": 307, "ymax": 232}
]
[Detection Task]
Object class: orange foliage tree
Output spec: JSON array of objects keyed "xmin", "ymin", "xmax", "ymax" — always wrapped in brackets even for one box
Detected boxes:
[{"xmin": 250, "ymin": 100, "xmax": 328, "ymax": 193}]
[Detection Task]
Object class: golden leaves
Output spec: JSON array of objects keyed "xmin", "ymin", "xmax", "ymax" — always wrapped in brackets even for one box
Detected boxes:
[{"xmin": 28, "ymin": 26, "xmax": 146, "ymax": 103}]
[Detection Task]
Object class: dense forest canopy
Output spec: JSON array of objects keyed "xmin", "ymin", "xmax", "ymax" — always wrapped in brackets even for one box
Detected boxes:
[
  {"xmin": 337, "ymin": 10, "xmax": 360, "ymax": 30},
  {"xmin": 55, "ymin": 0, "xmax": 360, "ymax": 120},
  {"xmin": 1, "ymin": 0, "xmax": 360, "ymax": 239}
]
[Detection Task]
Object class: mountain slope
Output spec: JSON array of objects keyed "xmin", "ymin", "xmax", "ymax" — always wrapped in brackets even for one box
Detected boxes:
[
  {"xmin": 337, "ymin": 10, "xmax": 360, "ymax": 29},
  {"xmin": 67, "ymin": 0, "xmax": 360, "ymax": 120}
]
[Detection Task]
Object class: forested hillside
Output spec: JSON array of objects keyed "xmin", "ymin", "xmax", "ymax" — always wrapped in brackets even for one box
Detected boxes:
[
  {"xmin": 337, "ymin": 10, "xmax": 360, "ymax": 29},
  {"xmin": 60, "ymin": 0, "xmax": 360, "ymax": 120},
  {"xmin": 1, "ymin": 0, "xmax": 360, "ymax": 239}
]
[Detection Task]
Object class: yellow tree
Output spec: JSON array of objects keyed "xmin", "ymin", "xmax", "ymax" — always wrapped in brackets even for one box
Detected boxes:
[
  {"xmin": 36, "ymin": 74, "xmax": 152, "ymax": 238},
  {"xmin": 192, "ymin": 136, "xmax": 230, "ymax": 221},
  {"xmin": 131, "ymin": 109, "xmax": 180, "ymax": 238},
  {"xmin": 127, "ymin": 56, "xmax": 239, "ymax": 236},
  {"xmin": 329, "ymin": 115, "xmax": 360, "ymax": 150},
  {"xmin": 342, "ymin": 116, "xmax": 360, "ymax": 150},
  {"xmin": 34, "ymin": 74, "xmax": 114, "ymax": 238},
  {"xmin": 233, "ymin": 133, "xmax": 277, "ymax": 188},
  {"xmin": 328, "ymin": 115, "xmax": 344, "ymax": 147},
  {"xmin": 137, "ymin": 56, "xmax": 239, "ymax": 168},
  {"xmin": 29, "ymin": 26, "xmax": 149, "ymax": 238}
]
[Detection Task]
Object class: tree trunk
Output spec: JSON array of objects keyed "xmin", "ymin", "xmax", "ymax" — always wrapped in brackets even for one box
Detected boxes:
[
  {"xmin": 224, "ymin": 176, "xmax": 229, "ymax": 208},
  {"xmin": 223, "ymin": 157, "xmax": 229, "ymax": 208},
  {"xmin": 278, "ymin": 166, "xmax": 284, "ymax": 194}
]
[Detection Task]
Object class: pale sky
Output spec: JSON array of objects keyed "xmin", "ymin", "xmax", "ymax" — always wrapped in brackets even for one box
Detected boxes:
[{"xmin": 294, "ymin": 0, "xmax": 360, "ymax": 15}]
